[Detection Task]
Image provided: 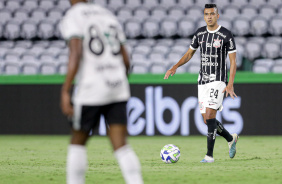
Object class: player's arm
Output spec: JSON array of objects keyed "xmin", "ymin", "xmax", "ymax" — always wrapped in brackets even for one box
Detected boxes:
[
  {"xmin": 61, "ymin": 38, "xmax": 83, "ymax": 117},
  {"xmin": 120, "ymin": 45, "xmax": 130, "ymax": 77},
  {"xmin": 164, "ymin": 48, "xmax": 196, "ymax": 79},
  {"xmin": 223, "ymin": 52, "xmax": 237, "ymax": 99}
]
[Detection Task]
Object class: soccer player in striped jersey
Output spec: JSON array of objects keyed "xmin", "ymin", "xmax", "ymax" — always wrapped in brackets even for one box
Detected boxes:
[{"xmin": 164, "ymin": 4, "xmax": 239, "ymax": 163}]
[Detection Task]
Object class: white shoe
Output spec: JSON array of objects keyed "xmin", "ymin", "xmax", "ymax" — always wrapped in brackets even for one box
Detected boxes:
[
  {"xmin": 228, "ymin": 133, "xmax": 239, "ymax": 158},
  {"xmin": 200, "ymin": 155, "xmax": 214, "ymax": 163}
]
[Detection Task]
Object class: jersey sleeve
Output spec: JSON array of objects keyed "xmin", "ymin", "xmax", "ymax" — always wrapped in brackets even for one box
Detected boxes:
[
  {"xmin": 226, "ymin": 31, "xmax": 236, "ymax": 54},
  {"xmin": 189, "ymin": 30, "xmax": 199, "ymax": 50},
  {"xmin": 60, "ymin": 9, "xmax": 84, "ymax": 40}
]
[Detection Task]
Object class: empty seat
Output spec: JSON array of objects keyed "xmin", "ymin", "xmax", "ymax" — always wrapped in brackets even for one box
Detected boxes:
[
  {"xmin": 22, "ymin": 0, "xmax": 38, "ymax": 12},
  {"xmin": 131, "ymin": 62, "xmax": 149, "ymax": 74},
  {"xmin": 39, "ymin": 0, "xmax": 54, "ymax": 11},
  {"xmin": 259, "ymin": 4, "xmax": 276, "ymax": 20},
  {"xmin": 166, "ymin": 50, "xmax": 184, "ymax": 61},
  {"xmin": 148, "ymin": 51, "xmax": 166, "ymax": 62},
  {"xmin": 117, "ymin": 6, "xmax": 132, "ymax": 18},
  {"xmin": 152, "ymin": 45, "xmax": 170, "ymax": 54},
  {"xmin": 37, "ymin": 20, "xmax": 55, "ymax": 39},
  {"xmin": 218, "ymin": 17, "xmax": 232, "ymax": 31},
  {"xmin": 57, "ymin": 0, "xmax": 71, "ymax": 12},
  {"xmin": 252, "ymin": 64, "xmax": 270, "ymax": 73},
  {"xmin": 3, "ymin": 51, "xmax": 21, "ymax": 61},
  {"xmin": 143, "ymin": 0, "xmax": 159, "ymax": 8},
  {"xmin": 187, "ymin": 64, "xmax": 201, "ymax": 73},
  {"xmin": 131, "ymin": 50, "xmax": 148, "ymax": 62},
  {"xmin": 159, "ymin": 0, "xmax": 177, "ymax": 8},
  {"xmin": 49, "ymin": 40, "xmax": 66, "ymax": 49},
  {"xmin": 108, "ymin": 0, "xmax": 124, "ymax": 11},
  {"xmin": 234, "ymin": 37, "xmax": 247, "ymax": 45},
  {"xmin": 57, "ymin": 62, "xmax": 68, "ymax": 74},
  {"xmin": 268, "ymin": 0, "xmax": 282, "ymax": 7},
  {"xmin": 2, "ymin": 61, "xmax": 21, "ymax": 75},
  {"xmin": 0, "ymin": 9, "xmax": 12, "ymax": 24},
  {"xmin": 13, "ymin": 8, "xmax": 29, "ymax": 23},
  {"xmin": 177, "ymin": 18, "xmax": 195, "ymax": 37},
  {"xmin": 0, "ymin": 1, "xmax": 4, "ymax": 9},
  {"xmin": 269, "ymin": 15, "xmax": 282, "ymax": 36},
  {"xmin": 222, "ymin": 6, "xmax": 239, "ymax": 20},
  {"xmin": 248, "ymin": 36, "xmax": 265, "ymax": 44},
  {"xmin": 6, "ymin": 0, "xmax": 21, "ymax": 12},
  {"xmin": 142, "ymin": 18, "xmax": 160, "ymax": 38},
  {"xmin": 178, "ymin": 0, "xmax": 197, "ymax": 9},
  {"xmin": 56, "ymin": 53, "xmax": 68, "ymax": 63},
  {"xmin": 249, "ymin": 0, "xmax": 267, "ymax": 8},
  {"xmin": 168, "ymin": 6, "xmax": 185, "ymax": 20},
  {"xmin": 134, "ymin": 6, "xmax": 150, "ymax": 21},
  {"xmin": 31, "ymin": 8, "xmax": 47, "ymax": 23},
  {"xmin": 187, "ymin": 5, "xmax": 203, "ymax": 21},
  {"xmin": 150, "ymin": 63, "xmax": 168, "ymax": 74},
  {"xmin": 39, "ymin": 61, "xmax": 57, "ymax": 74},
  {"xmin": 250, "ymin": 16, "xmax": 268, "ymax": 36},
  {"xmin": 159, "ymin": 18, "xmax": 178, "ymax": 37},
  {"xmin": 124, "ymin": 18, "xmax": 142, "ymax": 38},
  {"xmin": 232, "ymin": 17, "xmax": 250, "ymax": 36},
  {"xmin": 266, "ymin": 36, "xmax": 282, "ymax": 45},
  {"xmin": 38, "ymin": 52, "xmax": 56, "ymax": 62},
  {"xmin": 254, "ymin": 58, "xmax": 274, "ymax": 68},
  {"xmin": 244, "ymin": 42, "xmax": 262, "ymax": 60},
  {"xmin": 21, "ymin": 52, "xmax": 38, "ymax": 62},
  {"xmin": 262, "ymin": 42, "xmax": 280, "ymax": 59},
  {"xmin": 139, "ymin": 39, "xmax": 156, "ymax": 47},
  {"xmin": 21, "ymin": 20, "xmax": 37, "ymax": 39},
  {"xmin": 93, "ymin": 0, "xmax": 108, "ymax": 7},
  {"xmin": 3, "ymin": 20, "xmax": 21, "ymax": 39},
  {"xmin": 48, "ymin": 8, "xmax": 63, "ymax": 22},
  {"xmin": 174, "ymin": 38, "xmax": 191, "ymax": 47},
  {"xmin": 21, "ymin": 61, "xmax": 40, "ymax": 75},
  {"xmin": 272, "ymin": 65, "xmax": 282, "ymax": 73},
  {"xmin": 151, "ymin": 6, "xmax": 167, "ymax": 21},
  {"xmin": 230, "ymin": 0, "xmax": 248, "ymax": 8},
  {"xmin": 241, "ymin": 5, "xmax": 258, "ymax": 20},
  {"xmin": 125, "ymin": 0, "xmax": 142, "ymax": 9},
  {"xmin": 213, "ymin": 0, "xmax": 230, "ymax": 10},
  {"xmin": 197, "ymin": 19, "xmax": 207, "ymax": 28},
  {"xmin": 15, "ymin": 41, "xmax": 33, "ymax": 49},
  {"xmin": 156, "ymin": 39, "xmax": 174, "ymax": 47}
]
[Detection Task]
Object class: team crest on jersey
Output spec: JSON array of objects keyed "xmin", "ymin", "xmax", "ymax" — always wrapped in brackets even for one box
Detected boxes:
[{"xmin": 213, "ymin": 38, "xmax": 221, "ymax": 48}]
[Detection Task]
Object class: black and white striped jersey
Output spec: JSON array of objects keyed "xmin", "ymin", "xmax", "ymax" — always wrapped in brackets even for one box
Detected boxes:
[{"xmin": 190, "ymin": 25, "xmax": 236, "ymax": 85}]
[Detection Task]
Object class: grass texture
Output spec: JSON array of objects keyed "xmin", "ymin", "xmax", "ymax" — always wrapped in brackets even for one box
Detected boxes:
[{"xmin": 0, "ymin": 136, "xmax": 281, "ymax": 184}]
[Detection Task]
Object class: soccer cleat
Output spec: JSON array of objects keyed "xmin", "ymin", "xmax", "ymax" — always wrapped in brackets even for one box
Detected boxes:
[
  {"xmin": 200, "ymin": 155, "xmax": 214, "ymax": 163},
  {"xmin": 228, "ymin": 133, "xmax": 239, "ymax": 158}
]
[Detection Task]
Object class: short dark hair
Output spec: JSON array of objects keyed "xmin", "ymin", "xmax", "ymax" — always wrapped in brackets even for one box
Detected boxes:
[{"xmin": 205, "ymin": 4, "xmax": 218, "ymax": 13}]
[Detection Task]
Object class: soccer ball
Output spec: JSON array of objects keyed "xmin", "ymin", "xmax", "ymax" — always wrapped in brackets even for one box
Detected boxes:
[{"xmin": 160, "ymin": 144, "xmax": 180, "ymax": 163}]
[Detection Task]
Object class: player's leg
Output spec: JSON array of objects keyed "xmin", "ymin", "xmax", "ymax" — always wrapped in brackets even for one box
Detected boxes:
[
  {"xmin": 67, "ymin": 129, "xmax": 89, "ymax": 184},
  {"xmin": 67, "ymin": 105, "xmax": 100, "ymax": 184},
  {"xmin": 201, "ymin": 113, "xmax": 233, "ymax": 142},
  {"xmin": 105, "ymin": 102, "xmax": 143, "ymax": 184}
]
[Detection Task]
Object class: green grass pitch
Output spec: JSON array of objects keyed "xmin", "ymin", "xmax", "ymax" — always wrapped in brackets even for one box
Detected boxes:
[{"xmin": 0, "ymin": 135, "xmax": 282, "ymax": 184}]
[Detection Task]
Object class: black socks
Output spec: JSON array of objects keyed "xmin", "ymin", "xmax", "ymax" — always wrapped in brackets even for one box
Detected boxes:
[
  {"xmin": 206, "ymin": 118, "xmax": 217, "ymax": 157},
  {"xmin": 216, "ymin": 120, "xmax": 233, "ymax": 142}
]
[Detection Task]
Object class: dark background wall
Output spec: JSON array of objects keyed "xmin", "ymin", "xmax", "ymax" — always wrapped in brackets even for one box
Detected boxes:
[{"xmin": 0, "ymin": 83, "xmax": 281, "ymax": 135}]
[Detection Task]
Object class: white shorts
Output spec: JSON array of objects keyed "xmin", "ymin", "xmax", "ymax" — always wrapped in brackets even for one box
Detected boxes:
[{"xmin": 198, "ymin": 81, "xmax": 226, "ymax": 114}]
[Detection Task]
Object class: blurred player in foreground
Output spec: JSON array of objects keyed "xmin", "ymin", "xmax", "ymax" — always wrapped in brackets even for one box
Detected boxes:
[
  {"xmin": 164, "ymin": 4, "xmax": 239, "ymax": 163},
  {"xmin": 60, "ymin": 0, "xmax": 143, "ymax": 183}
]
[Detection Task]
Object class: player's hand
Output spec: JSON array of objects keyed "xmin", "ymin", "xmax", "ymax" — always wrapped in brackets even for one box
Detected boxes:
[
  {"xmin": 164, "ymin": 68, "xmax": 176, "ymax": 79},
  {"xmin": 60, "ymin": 91, "xmax": 73, "ymax": 117},
  {"xmin": 222, "ymin": 84, "xmax": 237, "ymax": 99}
]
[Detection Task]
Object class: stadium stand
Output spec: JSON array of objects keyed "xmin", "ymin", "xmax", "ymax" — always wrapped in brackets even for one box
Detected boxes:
[{"xmin": 0, "ymin": 0, "xmax": 281, "ymax": 75}]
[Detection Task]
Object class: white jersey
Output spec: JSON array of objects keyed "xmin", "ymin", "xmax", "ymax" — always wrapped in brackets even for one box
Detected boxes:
[{"xmin": 60, "ymin": 3, "xmax": 130, "ymax": 105}]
